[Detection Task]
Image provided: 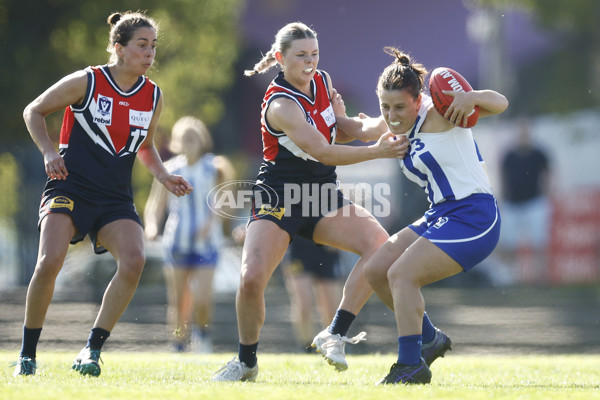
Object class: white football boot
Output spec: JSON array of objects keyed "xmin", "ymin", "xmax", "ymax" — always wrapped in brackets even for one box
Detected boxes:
[
  {"xmin": 211, "ymin": 357, "xmax": 259, "ymax": 382},
  {"xmin": 311, "ymin": 330, "xmax": 367, "ymax": 371}
]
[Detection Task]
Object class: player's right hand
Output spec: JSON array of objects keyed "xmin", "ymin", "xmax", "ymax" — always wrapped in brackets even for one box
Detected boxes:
[
  {"xmin": 375, "ymin": 131, "xmax": 409, "ymax": 159},
  {"xmin": 44, "ymin": 151, "xmax": 68, "ymax": 180}
]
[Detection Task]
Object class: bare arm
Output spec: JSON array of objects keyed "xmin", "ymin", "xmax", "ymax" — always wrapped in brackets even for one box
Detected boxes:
[
  {"xmin": 328, "ymin": 87, "xmax": 388, "ymax": 143},
  {"xmin": 209, "ymin": 155, "xmax": 237, "ymax": 237},
  {"xmin": 444, "ymin": 89, "xmax": 509, "ymax": 127},
  {"xmin": 143, "ymin": 177, "xmax": 168, "ymax": 240},
  {"xmin": 336, "ymin": 113, "xmax": 389, "ymax": 142},
  {"xmin": 23, "ymin": 70, "xmax": 88, "ymax": 180},
  {"xmin": 137, "ymin": 95, "xmax": 193, "ymax": 197},
  {"xmin": 323, "ymin": 74, "xmax": 388, "ymax": 144},
  {"xmin": 267, "ymin": 98, "xmax": 407, "ymax": 166}
]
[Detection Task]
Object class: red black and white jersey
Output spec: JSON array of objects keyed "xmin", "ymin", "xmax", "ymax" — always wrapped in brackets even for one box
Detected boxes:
[
  {"xmin": 48, "ymin": 65, "xmax": 161, "ymax": 202},
  {"xmin": 256, "ymin": 70, "xmax": 337, "ymax": 188}
]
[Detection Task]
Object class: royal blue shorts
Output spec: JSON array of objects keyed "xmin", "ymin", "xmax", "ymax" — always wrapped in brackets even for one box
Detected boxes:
[
  {"xmin": 165, "ymin": 248, "xmax": 219, "ymax": 268},
  {"xmin": 38, "ymin": 189, "xmax": 142, "ymax": 254},
  {"xmin": 409, "ymin": 193, "xmax": 501, "ymax": 271}
]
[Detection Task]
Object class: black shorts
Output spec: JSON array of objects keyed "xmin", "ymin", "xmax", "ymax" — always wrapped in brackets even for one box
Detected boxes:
[
  {"xmin": 38, "ymin": 189, "xmax": 142, "ymax": 254},
  {"xmin": 248, "ymin": 181, "xmax": 350, "ymax": 241},
  {"xmin": 287, "ymin": 236, "xmax": 341, "ymax": 280}
]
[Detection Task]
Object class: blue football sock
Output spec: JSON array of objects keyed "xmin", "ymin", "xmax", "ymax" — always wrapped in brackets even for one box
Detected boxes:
[
  {"xmin": 422, "ymin": 312, "xmax": 436, "ymax": 344},
  {"xmin": 397, "ymin": 334, "xmax": 423, "ymax": 366},
  {"xmin": 327, "ymin": 309, "xmax": 356, "ymax": 336}
]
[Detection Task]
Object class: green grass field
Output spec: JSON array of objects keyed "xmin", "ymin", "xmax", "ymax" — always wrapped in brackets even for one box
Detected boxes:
[{"xmin": 2, "ymin": 351, "xmax": 599, "ymax": 399}]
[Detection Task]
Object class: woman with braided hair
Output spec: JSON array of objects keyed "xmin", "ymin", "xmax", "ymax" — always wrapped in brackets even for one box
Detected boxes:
[{"xmin": 211, "ymin": 22, "xmax": 410, "ymax": 382}]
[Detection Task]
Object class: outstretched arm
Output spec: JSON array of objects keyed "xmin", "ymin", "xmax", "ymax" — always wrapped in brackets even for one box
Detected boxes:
[
  {"xmin": 328, "ymin": 88, "xmax": 388, "ymax": 143},
  {"xmin": 267, "ymin": 97, "xmax": 408, "ymax": 166},
  {"xmin": 444, "ymin": 89, "xmax": 509, "ymax": 127}
]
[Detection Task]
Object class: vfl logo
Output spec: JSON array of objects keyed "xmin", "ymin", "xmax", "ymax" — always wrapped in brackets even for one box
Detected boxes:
[
  {"xmin": 93, "ymin": 95, "xmax": 113, "ymax": 126},
  {"xmin": 49, "ymin": 196, "xmax": 74, "ymax": 211},
  {"xmin": 433, "ymin": 217, "xmax": 449, "ymax": 229}
]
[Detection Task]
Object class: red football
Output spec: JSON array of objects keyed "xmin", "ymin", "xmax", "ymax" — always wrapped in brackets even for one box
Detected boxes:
[{"xmin": 429, "ymin": 67, "xmax": 479, "ymax": 128}]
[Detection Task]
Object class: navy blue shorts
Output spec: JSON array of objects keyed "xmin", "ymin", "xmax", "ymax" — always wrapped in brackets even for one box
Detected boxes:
[
  {"xmin": 409, "ymin": 194, "xmax": 501, "ymax": 271},
  {"xmin": 287, "ymin": 236, "xmax": 341, "ymax": 279},
  {"xmin": 38, "ymin": 189, "xmax": 142, "ymax": 254},
  {"xmin": 248, "ymin": 182, "xmax": 351, "ymax": 241}
]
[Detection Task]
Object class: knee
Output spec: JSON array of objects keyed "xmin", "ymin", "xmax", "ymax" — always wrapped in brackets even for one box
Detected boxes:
[
  {"xmin": 364, "ymin": 260, "xmax": 386, "ymax": 288},
  {"xmin": 117, "ymin": 249, "xmax": 146, "ymax": 281},
  {"xmin": 387, "ymin": 264, "xmax": 413, "ymax": 289},
  {"xmin": 34, "ymin": 252, "xmax": 66, "ymax": 280},
  {"xmin": 358, "ymin": 228, "xmax": 389, "ymax": 258},
  {"xmin": 238, "ymin": 258, "xmax": 269, "ymax": 299}
]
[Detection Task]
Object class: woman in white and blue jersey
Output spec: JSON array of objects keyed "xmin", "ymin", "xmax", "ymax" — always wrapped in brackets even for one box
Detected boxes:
[
  {"xmin": 144, "ymin": 116, "xmax": 234, "ymax": 353},
  {"xmin": 336, "ymin": 47, "xmax": 508, "ymax": 384}
]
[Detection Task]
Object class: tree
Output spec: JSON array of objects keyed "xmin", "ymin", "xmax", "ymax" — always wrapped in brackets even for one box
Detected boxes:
[
  {"xmin": 1, "ymin": 0, "xmax": 243, "ymax": 141},
  {"xmin": 0, "ymin": 0, "xmax": 243, "ymax": 282},
  {"xmin": 467, "ymin": 0, "xmax": 600, "ymax": 114}
]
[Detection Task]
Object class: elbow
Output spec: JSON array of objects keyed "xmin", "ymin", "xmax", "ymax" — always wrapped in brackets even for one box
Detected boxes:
[
  {"xmin": 23, "ymin": 103, "xmax": 34, "ymax": 124},
  {"xmin": 503, "ymin": 97, "xmax": 509, "ymax": 112},
  {"xmin": 498, "ymin": 95, "xmax": 509, "ymax": 113},
  {"xmin": 311, "ymin": 149, "xmax": 336, "ymax": 165},
  {"xmin": 319, "ymin": 156, "xmax": 337, "ymax": 166}
]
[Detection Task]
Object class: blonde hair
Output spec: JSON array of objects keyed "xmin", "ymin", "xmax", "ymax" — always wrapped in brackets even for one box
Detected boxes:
[
  {"xmin": 169, "ymin": 116, "xmax": 213, "ymax": 156},
  {"xmin": 244, "ymin": 22, "xmax": 317, "ymax": 76}
]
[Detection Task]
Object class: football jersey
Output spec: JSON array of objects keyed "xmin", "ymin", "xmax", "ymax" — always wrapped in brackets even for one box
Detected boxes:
[
  {"xmin": 400, "ymin": 94, "xmax": 493, "ymax": 206},
  {"xmin": 162, "ymin": 154, "xmax": 223, "ymax": 254},
  {"xmin": 256, "ymin": 70, "xmax": 338, "ymax": 187},
  {"xmin": 47, "ymin": 65, "xmax": 161, "ymax": 202}
]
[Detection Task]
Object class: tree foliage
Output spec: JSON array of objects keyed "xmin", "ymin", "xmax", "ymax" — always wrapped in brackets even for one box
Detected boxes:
[
  {"xmin": 467, "ymin": 0, "xmax": 600, "ymax": 115},
  {"xmin": 1, "ymin": 0, "xmax": 243, "ymax": 141}
]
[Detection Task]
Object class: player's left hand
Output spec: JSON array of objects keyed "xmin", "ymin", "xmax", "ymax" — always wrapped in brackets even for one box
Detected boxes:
[
  {"xmin": 163, "ymin": 174, "xmax": 193, "ymax": 197},
  {"xmin": 330, "ymin": 88, "xmax": 346, "ymax": 117},
  {"xmin": 443, "ymin": 90, "xmax": 477, "ymax": 127}
]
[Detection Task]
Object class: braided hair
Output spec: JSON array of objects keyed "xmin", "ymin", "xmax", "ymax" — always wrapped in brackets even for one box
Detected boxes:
[{"xmin": 244, "ymin": 22, "xmax": 317, "ymax": 77}]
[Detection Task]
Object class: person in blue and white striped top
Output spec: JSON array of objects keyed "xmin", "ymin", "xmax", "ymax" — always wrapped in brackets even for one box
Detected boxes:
[
  {"xmin": 335, "ymin": 47, "xmax": 508, "ymax": 385},
  {"xmin": 145, "ymin": 116, "xmax": 234, "ymax": 353}
]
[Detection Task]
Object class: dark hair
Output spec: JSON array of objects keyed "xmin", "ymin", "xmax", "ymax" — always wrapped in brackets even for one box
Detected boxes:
[
  {"xmin": 106, "ymin": 11, "xmax": 158, "ymax": 63},
  {"xmin": 244, "ymin": 22, "xmax": 317, "ymax": 76},
  {"xmin": 377, "ymin": 47, "xmax": 427, "ymax": 99}
]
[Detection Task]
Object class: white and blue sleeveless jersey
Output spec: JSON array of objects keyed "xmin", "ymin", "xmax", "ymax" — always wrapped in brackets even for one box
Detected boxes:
[
  {"xmin": 162, "ymin": 153, "xmax": 222, "ymax": 254},
  {"xmin": 400, "ymin": 94, "xmax": 493, "ymax": 206}
]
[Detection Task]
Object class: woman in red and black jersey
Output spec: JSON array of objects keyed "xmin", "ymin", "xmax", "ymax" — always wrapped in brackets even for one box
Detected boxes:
[
  {"xmin": 212, "ymin": 22, "xmax": 408, "ymax": 382},
  {"xmin": 14, "ymin": 11, "xmax": 192, "ymax": 377}
]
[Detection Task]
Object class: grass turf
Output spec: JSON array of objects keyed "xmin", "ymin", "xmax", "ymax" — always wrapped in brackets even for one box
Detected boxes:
[{"xmin": 2, "ymin": 351, "xmax": 599, "ymax": 400}]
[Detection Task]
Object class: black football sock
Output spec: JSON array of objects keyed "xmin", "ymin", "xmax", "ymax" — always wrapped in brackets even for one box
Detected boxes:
[
  {"xmin": 327, "ymin": 309, "xmax": 356, "ymax": 336},
  {"xmin": 238, "ymin": 342, "xmax": 258, "ymax": 368},
  {"xmin": 20, "ymin": 326, "xmax": 42, "ymax": 359},
  {"xmin": 86, "ymin": 327, "xmax": 111, "ymax": 351}
]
